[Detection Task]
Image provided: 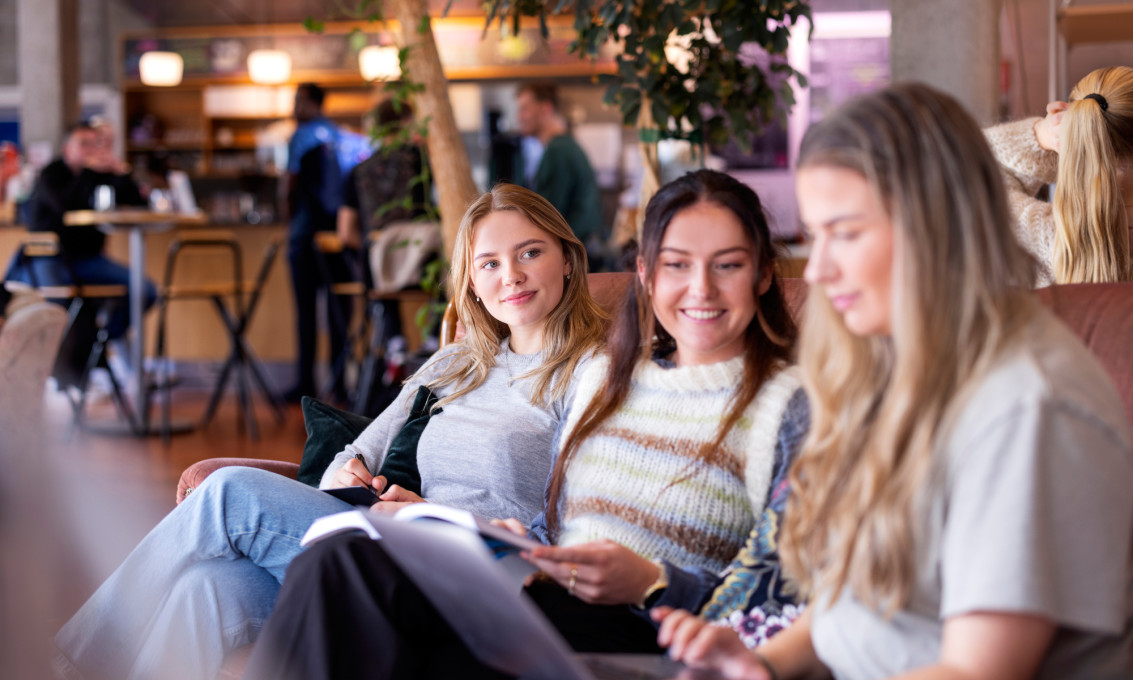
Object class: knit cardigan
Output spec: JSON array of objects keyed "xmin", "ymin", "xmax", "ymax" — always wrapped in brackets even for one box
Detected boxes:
[
  {"xmin": 555, "ymin": 355, "xmax": 802, "ymax": 574},
  {"xmin": 984, "ymin": 117, "xmax": 1060, "ymax": 286}
]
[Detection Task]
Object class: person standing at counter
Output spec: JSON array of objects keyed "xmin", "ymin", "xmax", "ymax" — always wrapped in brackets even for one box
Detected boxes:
[
  {"xmin": 283, "ymin": 82, "xmax": 352, "ymax": 403},
  {"xmin": 516, "ymin": 82, "xmax": 605, "ymax": 269},
  {"xmin": 15, "ymin": 121, "xmax": 153, "ymax": 382}
]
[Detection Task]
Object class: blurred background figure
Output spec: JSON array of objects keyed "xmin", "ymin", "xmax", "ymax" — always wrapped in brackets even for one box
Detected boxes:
[
  {"xmin": 11, "ymin": 121, "xmax": 154, "ymax": 387},
  {"xmin": 515, "ymin": 82, "xmax": 605, "ymax": 270},
  {"xmin": 282, "ymin": 83, "xmax": 351, "ymax": 403}
]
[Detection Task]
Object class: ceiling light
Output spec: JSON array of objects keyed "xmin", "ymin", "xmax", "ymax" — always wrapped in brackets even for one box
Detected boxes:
[
  {"xmin": 247, "ymin": 49, "xmax": 292, "ymax": 85},
  {"xmin": 139, "ymin": 51, "xmax": 184, "ymax": 87},
  {"xmin": 359, "ymin": 45, "xmax": 400, "ymax": 82}
]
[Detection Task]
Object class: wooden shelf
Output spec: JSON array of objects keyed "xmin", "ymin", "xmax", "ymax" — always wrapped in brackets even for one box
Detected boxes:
[
  {"xmin": 1058, "ymin": 2, "xmax": 1133, "ymax": 45},
  {"xmin": 1051, "ymin": 1, "xmax": 1133, "ymax": 99}
]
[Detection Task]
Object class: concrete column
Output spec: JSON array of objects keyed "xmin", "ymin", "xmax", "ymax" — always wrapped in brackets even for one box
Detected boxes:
[
  {"xmin": 17, "ymin": 0, "xmax": 79, "ymax": 152},
  {"xmin": 890, "ymin": 0, "xmax": 1003, "ymax": 125}
]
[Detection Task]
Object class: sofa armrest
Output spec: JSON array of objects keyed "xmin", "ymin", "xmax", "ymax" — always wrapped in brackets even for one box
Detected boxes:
[{"xmin": 177, "ymin": 458, "xmax": 301, "ymax": 504}]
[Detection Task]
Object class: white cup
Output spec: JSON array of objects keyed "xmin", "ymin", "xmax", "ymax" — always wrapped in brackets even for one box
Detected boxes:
[{"xmin": 93, "ymin": 185, "xmax": 115, "ymax": 212}]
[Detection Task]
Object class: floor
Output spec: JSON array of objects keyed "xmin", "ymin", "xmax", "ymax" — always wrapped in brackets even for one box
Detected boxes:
[{"xmin": 40, "ymin": 381, "xmax": 310, "ymax": 618}]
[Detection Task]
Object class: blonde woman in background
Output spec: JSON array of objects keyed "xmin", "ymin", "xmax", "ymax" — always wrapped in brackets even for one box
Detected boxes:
[
  {"xmin": 985, "ymin": 65, "xmax": 1133, "ymax": 285},
  {"xmin": 655, "ymin": 83, "xmax": 1133, "ymax": 679},
  {"xmin": 52, "ymin": 185, "xmax": 606, "ymax": 680}
]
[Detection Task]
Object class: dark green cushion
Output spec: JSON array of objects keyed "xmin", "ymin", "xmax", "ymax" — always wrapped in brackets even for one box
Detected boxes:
[
  {"xmin": 297, "ymin": 397, "xmax": 374, "ymax": 487},
  {"xmin": 297, "ymin": 393, "xmax": 436, "ymax": 492}
]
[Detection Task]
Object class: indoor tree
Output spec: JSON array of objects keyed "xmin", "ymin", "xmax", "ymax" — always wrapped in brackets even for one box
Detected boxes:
[{"xmin": 319, "ymin": 0, "xmax": 811, "ymax": 255}]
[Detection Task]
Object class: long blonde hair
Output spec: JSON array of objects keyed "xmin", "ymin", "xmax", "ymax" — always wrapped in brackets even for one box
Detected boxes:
[
  {"xmin": 781, "ymin": 84, "xmax": 1037, "ymax": 613},
  {"xmin": 424, "ymin": 184, "xmax": 607, "ymax": 408},
  {"xmin": 1053, "ymin": 66, "xmax": 1133, "ymax": 283}
]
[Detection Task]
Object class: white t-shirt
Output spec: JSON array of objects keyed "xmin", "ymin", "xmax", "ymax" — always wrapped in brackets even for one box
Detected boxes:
[{"xmin": 810, "ymin": 308, "xmax": 1133, "ymax": 679}]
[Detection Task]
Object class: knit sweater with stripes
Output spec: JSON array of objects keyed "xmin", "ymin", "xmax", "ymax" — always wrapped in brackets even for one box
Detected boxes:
[{"xmin": 555, "ymin": 354, "xmax": 803, "ymax": 574}]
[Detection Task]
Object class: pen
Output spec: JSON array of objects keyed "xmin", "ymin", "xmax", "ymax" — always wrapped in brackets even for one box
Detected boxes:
[{"xmin": 354, "ymin": 453, "xmax": 378, "ymax": 498}]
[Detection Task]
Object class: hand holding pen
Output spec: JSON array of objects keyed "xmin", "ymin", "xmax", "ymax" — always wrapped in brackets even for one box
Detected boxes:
[{"xmin": 328, "ymin": 453, "xmax": 387, "ymax": 496}]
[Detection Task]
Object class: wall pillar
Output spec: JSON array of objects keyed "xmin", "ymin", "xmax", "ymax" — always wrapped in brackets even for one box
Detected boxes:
[
  {"xmin": 17, "ymin": 0, "xmax": 79, "ymax": 152},
  {"xmin": 890, "ymin": 0, "xmax": 1003, "ymax": 125}
]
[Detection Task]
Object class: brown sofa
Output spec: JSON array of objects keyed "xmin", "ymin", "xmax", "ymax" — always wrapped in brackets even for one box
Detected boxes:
[
  {"xmin": 177, "ymin": 279, "xmax": 1133, "ymax": 501},
  {"xmin": 177, "ymin": 272, "xmax": 635, "ymax": 503},
  {"xmin": 179, "ymin": 278, "xmax": 1132, "ymax": 679}
]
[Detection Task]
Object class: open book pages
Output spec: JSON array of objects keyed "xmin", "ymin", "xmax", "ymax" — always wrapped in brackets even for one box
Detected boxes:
[
  {"xmin": 300, "ymin": 510, "xmax": 382, "ymax": 547},
  {"xmin": 299, "ymin": 504, "xmax": 542, "ymax": 588}
]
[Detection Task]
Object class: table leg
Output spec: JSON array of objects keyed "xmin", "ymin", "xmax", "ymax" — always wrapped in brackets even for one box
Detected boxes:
[{"xmin": 128, "ymin": 227, "xmax": 146, "ymax": 431}]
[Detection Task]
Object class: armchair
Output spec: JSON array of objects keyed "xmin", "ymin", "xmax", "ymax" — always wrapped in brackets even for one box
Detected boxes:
[{"xmin": 177, "ymin": 272, "xmax": 635, "ymax": 503}]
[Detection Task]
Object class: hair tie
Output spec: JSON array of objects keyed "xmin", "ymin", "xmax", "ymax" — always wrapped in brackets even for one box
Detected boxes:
[{"xmin": 1083, "ymin": 93, "xmax": 1109, "ymax": 111}]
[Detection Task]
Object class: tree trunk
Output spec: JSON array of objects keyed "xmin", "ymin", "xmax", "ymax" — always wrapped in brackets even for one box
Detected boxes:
[
  {"xmin": 635, "ymin": 98, "xmax": 662, "ymax": 242},
  {"xmin": 389, "ymin": 0, "xmax": 480, "ymax": 258}
]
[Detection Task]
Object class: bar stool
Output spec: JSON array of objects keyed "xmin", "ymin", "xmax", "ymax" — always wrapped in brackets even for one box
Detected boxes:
[
  {"xmin": 312, "ymin": 231, "xmax": 367, "ymax": 404},
  {"xmin": 150, "ymin": 231, "xmax": 285, "ymax": 442},
  {"xmin": 3, "ymin": 231, "xmax": 134, "ymax": 434}
]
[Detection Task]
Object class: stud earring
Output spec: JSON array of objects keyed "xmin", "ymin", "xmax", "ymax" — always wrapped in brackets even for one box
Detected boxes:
[
  {"xmin": 475, "ymin": 296, "xmax": 481, "ymax": 302},
  {"xmin": 566, "ymin": 273, "xmax": 571, "ymax": 280}
]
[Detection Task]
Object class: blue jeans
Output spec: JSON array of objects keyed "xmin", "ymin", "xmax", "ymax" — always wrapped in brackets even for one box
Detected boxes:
[
  {"xmin": 52, "ymin": 467, "xmax": 353, "ymax": 680},
  {"xmin": 7, "ymin": 254, "xmax": 157, "ymax": 339}
]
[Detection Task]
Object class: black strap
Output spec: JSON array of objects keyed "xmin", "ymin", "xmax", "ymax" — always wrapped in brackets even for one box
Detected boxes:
[{"xmin": 377, "ymin": 385, "xmax": 440, "ymax": 495}]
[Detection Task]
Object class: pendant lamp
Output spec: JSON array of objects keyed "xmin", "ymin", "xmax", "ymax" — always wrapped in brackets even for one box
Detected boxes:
[
  {"xmin": 248, "ymin": 49, "xmax": 292, "ymax": 85},
  {"xmin": 359, "ymin": 45, "xmax": 400, "ymax": 82},
  {"xmin": 139, "ymin": 51, "xmax": 183, "ymax": 87}
]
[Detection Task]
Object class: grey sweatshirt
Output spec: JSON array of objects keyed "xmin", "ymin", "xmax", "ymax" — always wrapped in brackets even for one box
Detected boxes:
[{"xmin": 320, "ymin": 339, "xmax": 582, "ymax": 525}]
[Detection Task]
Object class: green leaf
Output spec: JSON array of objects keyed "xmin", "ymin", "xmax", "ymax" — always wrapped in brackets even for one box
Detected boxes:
[
  {"xmin": 348, "ymin": 29, "xmax": 368, "ymax": 52},
  {"xmin": 302, "ymin": 17, "xmax": 326, "ymax": 34},
  {"xmin": 417, "ymin": 15, "xmax": 430, "ymax": 35}
]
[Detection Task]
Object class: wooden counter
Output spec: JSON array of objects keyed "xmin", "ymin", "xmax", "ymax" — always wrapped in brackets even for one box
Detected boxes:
[
  {"xmin": 3, "ymin": 223, "xmax": 432, "ymax": 363},
  {"xmin": 1, "ymin": 224, "xmax": 295, "ymax": 361}
]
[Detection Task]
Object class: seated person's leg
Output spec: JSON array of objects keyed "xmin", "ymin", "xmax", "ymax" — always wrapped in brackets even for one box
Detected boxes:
[
  {"xmin": 54, "ymin": 467, "xmax": 354, "ymax": 680},
  {"xmin": 67, "ymin": 255, "xmax": 157, "ymax": 340},
  {"xmin": 130, "ymin": 560, "xmax": 279, "ymax": 680},
  {"xmin": 5, "ymin": 255, "xmax": 71, "ymax": 292},
  {"xmin": 245, "ymin": 533, "xmax": 510, "ymax": 680}
]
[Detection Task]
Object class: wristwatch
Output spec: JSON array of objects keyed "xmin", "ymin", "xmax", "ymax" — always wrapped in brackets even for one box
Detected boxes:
[{"xmin": 634, "ymin": 559, "xmax": 669, "ymax": 609}]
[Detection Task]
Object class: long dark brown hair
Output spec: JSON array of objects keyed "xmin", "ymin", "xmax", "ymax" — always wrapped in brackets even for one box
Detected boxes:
[{"xmin": 544, "ymin": 169, "xmax": 798, "ymax": 536}]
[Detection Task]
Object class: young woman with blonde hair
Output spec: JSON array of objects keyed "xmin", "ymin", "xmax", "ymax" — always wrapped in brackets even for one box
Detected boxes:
[
  {"xmin": 241, "ymin": 169, "xmax": 811, "ymax": 680},
  {"xmin": 985, "ymin": 65, "xmax": 1133, "ymax": 285},
  {"xmin": 656, "ymin": 83, "xmax": 1133, "ymax": 679},
  {"xmin": 53, "ymin": 184, "xmax": 606, "ymax": 680}
]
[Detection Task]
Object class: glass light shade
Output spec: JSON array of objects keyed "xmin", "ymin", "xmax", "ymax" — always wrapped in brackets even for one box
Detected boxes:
[
  {"xmin": 359, "ymin": 45, "xmax": 400, "ymax": 82},
  {"xmin": 247, "ymin": 49, "xmax": 292, "ymax": 85},
  {"xmin": 139, "ymin": 51, "xmax": 184, "ymax": 87}
]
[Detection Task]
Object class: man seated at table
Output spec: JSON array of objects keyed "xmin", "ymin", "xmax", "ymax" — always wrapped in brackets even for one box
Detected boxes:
[{"xmin": 15, "ymin": 121, "xmax": 155, "ymax": 383}]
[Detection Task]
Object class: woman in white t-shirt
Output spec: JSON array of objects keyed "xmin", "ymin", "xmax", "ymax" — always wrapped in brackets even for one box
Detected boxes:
[{"xmin": 655, "ymin": 83, "xmax": 1133, "ymax": 679}]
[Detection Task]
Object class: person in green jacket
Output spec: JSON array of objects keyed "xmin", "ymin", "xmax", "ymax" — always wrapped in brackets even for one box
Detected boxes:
[{"xmin": 516, "ymin": 82, "xmax": 605, "ymax": 269}]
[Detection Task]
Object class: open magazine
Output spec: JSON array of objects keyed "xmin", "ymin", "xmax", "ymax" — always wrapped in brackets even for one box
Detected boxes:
[
  {"xmin": 302, "ymin": 503, "xmax": 544, "ymax": 588},
  {"xmin": 300, "ymin": 505, "xmax": 718, "ymax": 680}
]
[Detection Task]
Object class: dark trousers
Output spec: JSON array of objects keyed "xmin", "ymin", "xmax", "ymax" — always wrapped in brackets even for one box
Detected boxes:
[
  {"xmin": 244, "ymin": 534, "xmax": 662, "ymax": 680},
  {"xmin": 7, "ymin": 253, "xmax": 156, "ymax": 339},
  {"xmin": 287, "ymin": 234, "xmax": 351, "ymax": 395}
]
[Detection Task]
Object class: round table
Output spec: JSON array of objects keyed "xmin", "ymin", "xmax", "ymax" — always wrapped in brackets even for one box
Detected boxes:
[{"xmin": 63, "ymin": 209, "xmax": 208, "ymax": 434}]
